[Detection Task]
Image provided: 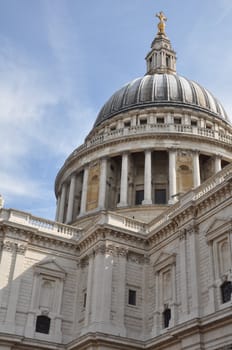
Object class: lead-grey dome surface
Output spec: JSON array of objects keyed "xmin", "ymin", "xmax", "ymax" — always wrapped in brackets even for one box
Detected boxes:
[{"xmin": 94, "ymin": 73, "xmax": 229, "ymax": 127}]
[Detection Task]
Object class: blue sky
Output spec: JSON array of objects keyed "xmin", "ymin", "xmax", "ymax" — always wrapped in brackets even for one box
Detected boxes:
[{"xmin": 0, "ymin": 0, "xmax": 232, "ymax": 220}]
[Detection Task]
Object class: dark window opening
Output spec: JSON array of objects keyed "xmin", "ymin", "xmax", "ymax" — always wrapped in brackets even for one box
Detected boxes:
[
  {"xmin": 83, "ymin": 292, "xmax": 87, "ymax": 308},
  {"xmin": 124, "ymin": 121, "xmax": 131, "ymax": 128},
  {"xmin": 140, "ymin": 119, "xmax": 147, "ymax": 125},
  {"xmin": 174, "ymin": 117, "xmax": 181, "ymax": 124},
  {"xmin": 157, "ymin": 117, "xmax": 164, "ymax": 124},
  {"xmin": 221, "ymin": 280, "xmax": 232, "ymax": 303},
  {"xmin": 110, "ymin": 126, "xmax": 116, "ymax": 131},
  {"xmin": 128, "ymin": 289, "xmax": 136, "ymax": 305},
  {"xmin": 163, "ymin": 306, "xmax": 171, "ymax": 328},
  {"xmin": 135, "ymin": 190, "xmax": 144, "ymax": 205},
  {"xmin": 149, "ymin": 56, "xmax": 152, "ymax": 64},
  {"xmin": 155, "ymin": 189, "xmax": 167, "ymax": 204},
  {"xmin": 206, "ymin": 124, "xmax": 212, "ymax": 129},
  {"xmin": 35, "ymin": 315, "xmax": 51, "ymax": 334},
  {"xmin": 191, "ymin": 120, "xmax": 197, "ymax": 126},
  {"xmin": 166, "ymin": 55, "xmax": 170, "ymax": 67}
]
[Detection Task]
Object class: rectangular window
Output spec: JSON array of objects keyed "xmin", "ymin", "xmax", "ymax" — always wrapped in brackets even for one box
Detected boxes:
[
  {"xmin": 155, "ymin": 189, "xmax": 167, "ymax": 204},
  {"xmin": 140, "ymin": 118, "xmax": 147, "ymax": 125},
  {"xmin": 174, "ymin": 117, "xmax": 181, "ymax": 124},
  {"xmin": 83, "ymin": 292, "xmax": 87, "ymax": 308},
  {"xmin": 124, "ymin": 121, "xmax": 131, "ymax": 128},
  {"xmin": 157, "ymin": 117, "xmax": 164, "ymax": 124},
  {"xmin": 191, "ymin": 119, "xmax": 197, "ymax": 126},
  {"xmin": 135, "ymin": 190, "xmax": 144, "ymax": 205},
  {"xmin": 128, "ymin": 289, "xmax": 136, "ymax": 305}
]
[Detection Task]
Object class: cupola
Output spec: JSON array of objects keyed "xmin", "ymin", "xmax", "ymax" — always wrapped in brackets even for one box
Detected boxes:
[{"xmin": 145, "ymin": 12, "xmax": 177, "ymax": 75}]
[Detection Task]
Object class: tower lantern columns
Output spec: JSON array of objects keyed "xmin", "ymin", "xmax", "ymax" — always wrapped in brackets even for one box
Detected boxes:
[
  {"xmin": 117, "ymin": 152, "xmax": 129, "ymax": 207},
  {"xmin": 142, "ymin": 149, "xmax": 152, "ymax": 205}
]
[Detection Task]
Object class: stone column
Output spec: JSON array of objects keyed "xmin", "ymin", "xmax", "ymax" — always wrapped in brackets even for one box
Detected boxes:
[
  {"xmin": 179, "ymin": 230, "xmax": 188, "ymax": 321},
  {"xmin": 98, "ymin": 157, "xmax": 107, "ymax": 209},
  {"xmin": 58, "ymin": 183, "xmax": 67, "ymax": 222},
  {"xmin": 66, "ymin": 173, "xmax": 76, "ymax": 223},
  {"xmin": 188, "ymin": 226, "xmax": 200, "ymax": 317},
  {"xmin": 117, "ymin": 153, "xmax": 128, "ymax": 207},
  {"xmin": 193, "ymin": 151, "xmax": 201, "ymax": 188},
  {"xmin": 214, "ymin": 155, "xmax": 222, "ymax": 174},
  {"xmin": 169, "ymin": 149, "xmax": 177, "ymax": 203},
  {"xmin": 4, "ymin": 243, "xmax": 27, "ymax": 333},
  {"xmin": 142, "ymin": 150, "xmax": 152, "ymax": 205},
  {"xmin": 80, "ymin": 166, "xmax": 89, "ymax": 216},
  {"xmin": 55, "ymin": 194, "xmax": 61, "ymax": 221}
]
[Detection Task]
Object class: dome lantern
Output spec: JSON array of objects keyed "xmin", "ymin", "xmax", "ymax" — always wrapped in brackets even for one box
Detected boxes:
[{"xmin": 145, "ymin": 12, "xmax": 177, "ymax": 75}]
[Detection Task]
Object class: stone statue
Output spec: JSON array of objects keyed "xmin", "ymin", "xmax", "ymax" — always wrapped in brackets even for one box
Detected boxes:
[{"xmin": 156, "ymin": 11, "xmax": 167, "ymax": 35}]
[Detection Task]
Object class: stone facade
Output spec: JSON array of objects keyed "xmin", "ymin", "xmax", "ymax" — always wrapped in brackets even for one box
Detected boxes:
[{"xmin": 0, "ymin": 13, "xmax": 232, "ymax": 350}]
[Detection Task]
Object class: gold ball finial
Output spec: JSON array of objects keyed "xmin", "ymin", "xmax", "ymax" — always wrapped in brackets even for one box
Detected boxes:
[{"xmin": 156, "ymin": 11, "xmax": 167, "ymax": 35}]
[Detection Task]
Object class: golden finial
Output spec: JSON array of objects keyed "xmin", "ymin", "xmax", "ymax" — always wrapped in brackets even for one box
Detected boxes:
[{"xmin": 156, "ymin": 11, "xmax": 167, "ymax": 35}]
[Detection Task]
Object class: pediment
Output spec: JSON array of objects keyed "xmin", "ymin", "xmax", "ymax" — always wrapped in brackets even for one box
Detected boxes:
[
  {"xmin": 34, "ymin": 259, "xmax": 66, "ymax": 279},
  {"xmin": 205, "ymin": 217, "xmax": 231, "ymax": 242},
  {"xmin": 206, "ymin": 218, "xmax": 228, "ymax": 234},
  {"xmin": 153, "ymin": 251, "xmax": 176, "ymax": 272}
]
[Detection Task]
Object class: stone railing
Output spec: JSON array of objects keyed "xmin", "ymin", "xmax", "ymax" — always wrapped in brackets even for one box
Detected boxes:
[
  {"xmin": 98, "ymin": 211, "xmax": 148, "ymax": 234},
  {"xmin": 149, "ymin": 163, "xmax": 232, "ymax": 232},
  {"xmin": 0, "ymin": 208, "xmax": 82, "ymax": 240},
  {"xmin": 67, "ymin": 123, "xmax": 232, "ymax": 163}
]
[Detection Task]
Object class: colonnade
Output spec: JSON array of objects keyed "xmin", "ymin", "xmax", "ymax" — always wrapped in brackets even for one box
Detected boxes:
[{"xmin": 56, "ymin": 151, "xmax": 222, "ymax": 224}]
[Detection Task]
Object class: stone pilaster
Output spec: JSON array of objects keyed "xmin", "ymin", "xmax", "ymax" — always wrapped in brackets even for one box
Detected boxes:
[
  {"xmin": 0, "ymin": 241, "xmax": 17, "ymax": 310},
  {"xmin": 4, "ymin": 243, "xmax": 27, "ymax": 333},
  {"xmin": 84, "ymin": 253, "xmax": 94, "ymax": 328},
  {"xmin": 188, "ymin": 225, "xmax": 200, "ymax": 317},
  {"xmin": 179, "ymin": 230, "xmax": 188, "ymax": 321}
]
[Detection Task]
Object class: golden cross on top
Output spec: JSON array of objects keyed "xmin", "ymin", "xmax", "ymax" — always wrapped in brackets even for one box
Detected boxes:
[{"xmin": 156, "ymin": 11, "xmax": 167, "ymax": 35}]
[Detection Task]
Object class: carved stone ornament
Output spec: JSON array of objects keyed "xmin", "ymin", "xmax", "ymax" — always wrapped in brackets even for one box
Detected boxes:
[
  {"xmin": 17, "ymin": 244, "xmax": 27, "ymax": 255},
  {"xmin": 3, "ymin": 240, "xmax": 17, "ymax": 252}
]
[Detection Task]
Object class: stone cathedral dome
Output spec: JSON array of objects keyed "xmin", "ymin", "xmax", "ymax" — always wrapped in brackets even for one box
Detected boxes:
[
  {"xmin": 95, "ymin": 74, "xmax": 229, "ymax": 128},
  {"xmin": 54, "ymin": 12, "xmax": 232, "ymax": 226}
]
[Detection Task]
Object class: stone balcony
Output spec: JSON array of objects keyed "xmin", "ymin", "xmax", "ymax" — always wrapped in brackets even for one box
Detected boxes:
[{"xmin": 67, "ymin": 124, "xmax": 232, "ymax": 164}]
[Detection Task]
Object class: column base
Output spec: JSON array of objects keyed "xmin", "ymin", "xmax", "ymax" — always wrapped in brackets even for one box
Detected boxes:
[
  {"xmin": 117, "ymin": 202, "xmax": 128, "ymax": 208},
  {"xmin": 142, "ymin": 199, "xmax": 152, "ymax": 205}
]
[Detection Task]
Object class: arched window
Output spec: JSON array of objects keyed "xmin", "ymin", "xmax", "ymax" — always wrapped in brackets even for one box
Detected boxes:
[
  {"xmin": 163, "ymin": 305, "xmax": 171, "ymax": 328},
  {"xmin": 221, "ymin": 280, "xmax": 232, "ymax": 303},
  {"xmin": 35, "ymin": 315, "xmax": 51, "ymax": 334}
]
